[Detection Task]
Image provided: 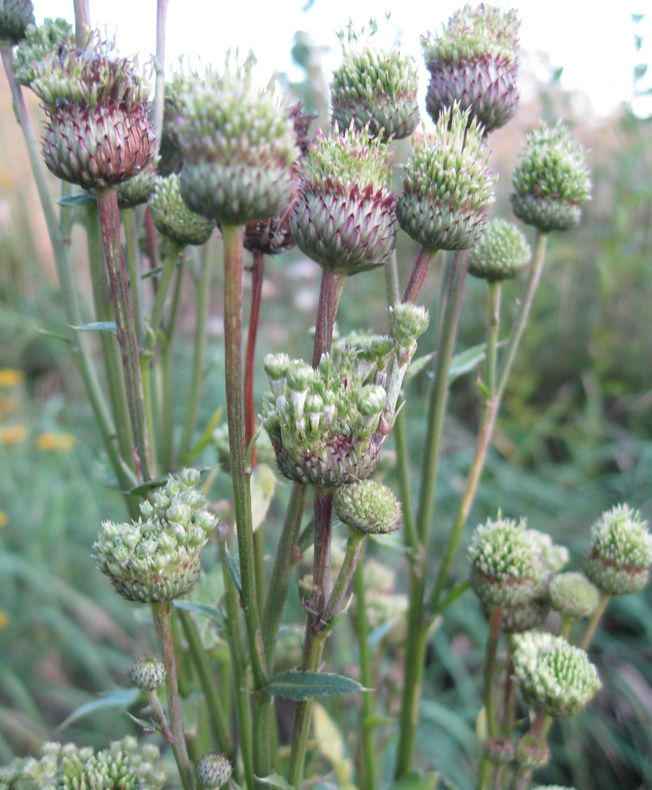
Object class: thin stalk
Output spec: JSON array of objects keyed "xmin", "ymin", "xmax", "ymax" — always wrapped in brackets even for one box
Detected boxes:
[
  {"xmin": 151, "ymin": 602, "xmax": 195, "ymax": 790},
  {"xmin": 177, "ymin": 608, "xmax": 235, "ymax": 761},
  {"xmin": 312, "ymin": 270, "xmax": 342, "ymax": 367},
  {"xmin": 322, "ymin": 530, "xmax": 365, "ymax": 625},
  {"xmin": 477, "ymin": 607, "xmax": 503, "ymax": 790},
  {"xmin": 158, "ymin": 265, "xmax": 183, "ymax": 472},
  {"xmin": 486, "ymin": 283, "xmax": 501, "ymax": 398},
  {"xmin": 147, "ymin": 242, "xmax": 183, "ymax": 351},
  {"xmin": 559, "ymin": 616, "xmax": 573, "ymax": 641},
  {"xmin": 395, "ymin": 249, "xmax": 469, "ymax": 779},
  {"xmin": 402, "ymin": 247, "xmax": 438, "ymax": 304},
  {"xmin": 96, "ymin": 186, "xmax": 152, "ymax": 481},
  {"xmin": 153, "ymin": 0, "xmax": 169, "ymax": 152},
  {"xmin": 502, "ymin": 637, "xmax": 517, "ymax": 739},
  {"xmin": 122, "ymin": 209, "xmax": 145, "ymax": 344},
  {"xmin": 73, "ymin": 0, "xmax": 90, "ymax": 46},
  {"xmin": 144, "ymin": 690, "xmax": 174, "ymax": 743},
  {"xmin": 354, "ymin": 551, "xmax": 377, "ymax": 790},
  {"xmin": 578, "ymin": 591, "xmax": 610, "ymax": 651}
]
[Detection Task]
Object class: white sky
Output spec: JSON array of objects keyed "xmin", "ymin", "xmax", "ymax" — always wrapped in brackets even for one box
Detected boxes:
[{"xmin": 33, "ymin": 0, "xmax": 652, "ymax": 118}]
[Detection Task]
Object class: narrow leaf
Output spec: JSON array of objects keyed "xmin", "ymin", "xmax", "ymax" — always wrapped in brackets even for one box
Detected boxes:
[
  {"xmin": 404, "ymin": 351, "xmax": 435, "ymax": 381},
  {"xmin": 225, "ymin": 551, "xmax": 242, "ymax": 593},
  {"xmin": 38, "ymin": 328, "xmax": 73, "ymax": 345},
  {"xmin": 263, "ymin": 671, "xmax": 364, "ymax": 700},
  {"xmin": 256, "ymin": 774, "xmax": 294, "ymax": 790},
  {"xmin": 70, "ymin": 321, "xmax": 118, "ymax": 336},
  {"xmin": 173, "ymin": 600, "xmax": 225, "ymax": 628},
  {"xmin": 58, "ymin": 688, "xmax": 140, "ymax": 730},
  {"xmin": 392, "ymin": 772, "xmax": 440, "ymax": 790},
  {"xmin": 448, "ymin": 343, "xmax": 486, "ymax": 384},
  {"xmin": 180, "ymin": 407, "xmax": 222, "ymax": 465},
  {"xmin": 57, "ymin": 191, "xmax": 96, "ymax": 207}
]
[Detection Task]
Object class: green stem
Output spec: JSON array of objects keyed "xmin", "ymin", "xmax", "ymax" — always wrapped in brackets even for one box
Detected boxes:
[
  {"xmin": 395, "ymin": 249, "xmax": 469, "ymax": 780},
  {"xmin": 578, "ymin": 591, "xmax": 610, "ymax": 651},
  {"xmin": 160, "ymin": 262, "xmax": 184, "ymax": 471},
  {"xmin": 73, "ymin": 0, "xmax": 90, "ymax": 46},
  {"xmin": 122, "ymin": 209, "xmax": 145, "ymax": 345},
  {"xmin": 153, "ymin": 0, "xmax": 169, "ymax": 152},
  {"xmin": 477, "ymin": 607, "xmax": 503, "ymax": 790},
  {"xmin": 486, "ymin": 283, "xmax": 501, "ymax": 398},
  {"xmin": 151, "ymin": 602, "xmax": 195, "ymax": 790},
  {"xmin": 322, "ymin": 531, "xmax": 365, "ymax": 626},
  {"xmin": 177, "ymin": 608, "xmax": 235, "ymax": 761},
  {"xmin": 96, "ymin": 186, "xmax": 153, "ymax": 481},
  {"xmin": 354, "ymin": 551, "xmax": 377, "ymax": 790},
  {"xmin": 144, "ymin": 689, "xmax": 174, "ymax": 743},
  {"xmin": 147, "ymin": 242, "xmax": 183, "ymax": 352},
  {"xmin": 559, "ymin": 615, "xmax": 573, "ymax": 641},
  {"xmin": 502, "ymin": 637, "xmax": 517, "ymax": 739}
]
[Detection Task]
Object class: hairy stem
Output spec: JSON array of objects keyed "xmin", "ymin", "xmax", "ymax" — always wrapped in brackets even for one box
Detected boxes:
[
  {"xmin": 477, "ymin": 606, "xmax": 504, "ymax": 790},
  {"xmin": 578, "ymin": 591, "xmax": 610, "ymax": 651},
  {"xmin": 403, "ymin": 247, "xmax": 438, "ymax": 304},
  {"xmin": 354, "ymin": 550, "xmax": 377, "ymax": 790}
]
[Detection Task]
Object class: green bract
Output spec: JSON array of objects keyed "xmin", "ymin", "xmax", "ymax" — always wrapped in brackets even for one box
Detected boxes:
[
  {"xmin": 468, "ymin": 219, "xmax": 531, "ymax": 282},
  {"xmin": 0, "ymin": 0, "xmax": 34, "ymax": 45},
  {"xmin": 397, "ymin": 104, "xmax": 496, "ymax": 251},
  {"xmin": 331, "ymin": 45, "xmax": 419, "ymax": 141},
  {"xmin": 178, "ymin": 59, "xmax": 300, "ymax": 225},
  {"xmin": 583, "ymin": 503, "xmax": 652, "ymax": 595},
  {"xmin": 118, "ymin": 163, "xmax": 158, "ymax": 208},
  {"xmin": 549, "ymin": 572, "xmax": 601, "ymax": 620},
  {"xmin": 515, "ymin": 736, "xmax": 550, "ymax": 770},
  {"xmin": 14, "ymin": 17, "xmax": 72, "ymax": 86},
  {"xmin": 511, "ymin": 121, "xmax": 591, "ymax": 233},
  {"xmin": 130, "ymin": 655, "xmax": 166, "ymax": 693},
  {"xmin": 149, "ymin": 174, "xmax": 215, "ymax": 247},
  {"xmin": 513, "ymin": 632, "xmax": 601, "ymax": 718},
  {"xmin": 196, "ymin": 753, "xmax": 232, "ymax": 789},
  {"xmin": 93, "ymin": 469, "xmax": 218, "ymax": 603},
  {"xmin": 422, "ymin": 4, "xmax": 520, "ymax": 133},
  {"xmin": 334, "ymin": 480, "xmax": 402, "ymax": 535}
]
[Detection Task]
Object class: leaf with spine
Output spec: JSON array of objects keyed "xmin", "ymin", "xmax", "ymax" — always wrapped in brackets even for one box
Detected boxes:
[
  {"xmin": 250, "ymin": 464, "xmax": 276, "ymax": 532},
  {"xmin": 70, "ymin": 321, "xmax": 117, "ymax": 336},
  {"xmin": 263, "ymin": 671, "xmax": 365, "ymax": 700},
  {"xmin": 57, "ymin": 191, "xmax": 96, "ymax": 206},
  {"xmin": 392, "ymin": 772, "xmax": 440, "ymax": 790},
  {"xmin": 58, "ymin": 688, "xmax": 140, "ymax": 730}
]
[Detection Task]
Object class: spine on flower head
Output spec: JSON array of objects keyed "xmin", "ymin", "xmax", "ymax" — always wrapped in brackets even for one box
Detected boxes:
[
  {"xmin": 334, "ymin": 480, "xmax": 402, "ymax": 535},
  {"xmin": 148, "ymin": 174, "xmax": 215, "ymax": 247},
  {"xmin": 468, "ymin": 219, "xmax": 531, "ymax": 282},
  {"xmin": 196, "ymin": 752, "xmax": 232, "ymax": 789}
]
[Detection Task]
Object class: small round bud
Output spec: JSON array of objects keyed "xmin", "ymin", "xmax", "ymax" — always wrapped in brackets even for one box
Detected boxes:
[
  {"xmin": 149, "ymin": 174, "xmax": 214, "ymax": 247},
  {"xmin": 130, "ymin": 655, "xmax": 166, "ymax": 693},
  {"xmin": 118, "ymin": 163, "xmax": 158, "ymax": 209},
  {"xmin": 513, "ymin": 632, "xmax": 601, "ymax": 718},
  {"xmin": 422, "ymin": 5, "xmax": 520, "ymax": 134},
  {"xmin": 549, "ymin": 572, "xmax": 601, "ymax": 620},
  {"xmin": 468, "ymin": 219, "xmax": 531, "ymax": 282},
  {"xmin": 0, "ymin": 0, "xmax": 34, "ymax": 45},
  {"xmin": 483, "ymin": 736, "xmax": 515, "ymax": 766},
  {"xmin": 583, "ymin": 504, "xmax": 652, "ymax": 595},
  {"xmin": 291, "ymin": 125, "xmax": 396, "ymax": 276},
  {"xmin": 334, "ymin": 480, "xmax": 402, "ymax": 535},
  {"xmin": 499, "ymin": 597, "xmax": 550, "ymax": 634},
  {"xmin": 389, "ymin": 303, "xmax": 430, "ymax": 346},
  {"xmin": 469, "ymin": 515, "xmax": 545, "ymax": 608},
  {"xmin": 515, "ymin": 735, "xmax": 550, "ymax": 770},
  {"xmin": 197, "ymin": 753, "xmax": 232, "ymax": 789},
  {"xmin": 511, "ymin": 121, "xmax": 591, "ymax": 233},
  {"xmin": 525, "ymin": 529, "xmax": 569, "ymax": 576},
  {"xmin": 397, "ymin": 105, "xmax": 496, "ymax": 251},
  {"xmin": 263, "ymin": 353, "xmax": 291, "ymax": 382}
]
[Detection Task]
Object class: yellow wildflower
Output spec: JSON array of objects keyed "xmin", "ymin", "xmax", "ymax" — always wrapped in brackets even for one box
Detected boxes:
[
  {"xmin": 36, "ymin": 431, "xmax": 77, "ymax": 452},
  {"xmin": 0, "ymin": 369, "xmax": 25, "ymax": 388},
  {"xmin": 0, "ymin": 512, "xmax": 7, "ymax": 528},
  {"xmin": 0, "ymin": 612, "xmax": 8, "ymax": 631},
  {"xmin": 0, "ymin": 425, "xmax": 27, "ymax": 445}
]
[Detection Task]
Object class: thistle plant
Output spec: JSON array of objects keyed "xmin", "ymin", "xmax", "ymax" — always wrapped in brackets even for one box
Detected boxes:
[{"xmin": 2, "ymin": 5, "xmax": 648, "ymax": 790}]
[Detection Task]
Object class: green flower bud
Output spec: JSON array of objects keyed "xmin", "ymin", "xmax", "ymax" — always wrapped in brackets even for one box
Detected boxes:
[
  {"xmin": 130, "ymin": 655, "xmax": 166, "ymax": 693},
  {"xmin": 178, "ymin": 58, "xmax": 300, "ymax": 225},
  {"xmin": 511, "ymin": 121, "xmax": 591, "ymax": 233},
  {"xmin": 149, "ymin": 174, "xmax": 214, "ymax": 247},
  {"xmin": 291, "ymin": 125, "xmax": 396, "ymax": 276},
  {"xmin": 469, "ymin": 515, "xmax": 545, "ymax": 607},
  {"xmin": 498, "ymin": 596, "xmax": 550, "ymax": 634},
  {"xmin": 513, "ymin": 632, "xmax": 601, "ymax": 718},
  {"xmin": 331, "ymin": 44, "xmax": 419, "ymax": 142},
  {"xmin": 549, "ymin": 572, "xmax": 601, "ymax": 620},
  {"xmin": 422, "ymin": 5, "xmax": 520, "ymax": 134},
  {"xmin": 14, "ymin": 17, "xmax": 73, "ymax": 86},
  {"xmin": 389, "ymin": 303, "xmax": 430, "ymax": 347},
  {"xmin": 118, "ymin": 163, "xmax": 158, "ymax": 209},
  {"xmin": 158, "ymin": 61, "xmax": 199, "ymax": 176},
  {"xmin": 483, "ymin": 736, "xmax": 515, "ymax": 766},
  {"xmin": 196, "ymin": 752, "xmax": 232, "ymax": 789},
  {"xmin": 93, "ymin": 469, "xmax": 218, "ymax": 603},
  {"xmin": 0, "ymin": 0, "xmax": 34, "ymax": 45},
  {"xmin": 334, "ymin": 480, "xmax": 402, "ymax": 535},
  {"xmin": 525, "ymin": 529, "xmax": 569, "ymax": 576},
  {"xmin": 515, "ymin": 735, "xmax": 550, "ymax": 770},
  {"xmin": 397, "ymin": 105, "xmax": 496, "ymax": 251},
  {"xmin": 583, "ymin": 504, "xmax": 652, "ymax": 595},
  {"xmin": 468, "ymin": 219, "xmax": 531, "ymax": 282}
]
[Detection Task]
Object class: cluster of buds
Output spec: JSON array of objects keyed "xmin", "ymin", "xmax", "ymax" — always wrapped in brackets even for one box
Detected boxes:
[
  {"xmin": 196, "ymin": 753, "xmax": 232, "ymax": 790},
  {"xmin": 13, "ymin": 17, "xmax": 73, "ymax": 86},
  {"xmin": 397, "ymin": 104, "xmax": 496, "ymax": 251},
  {"xmin": 262, "ymin": 306, "xmax": 428, "ymax": 486},
  {"xmin": 422, "ymin": 4, "xmax": 520, "ymax": 134},
  {"xmin": 513, "ymin": 632, "xmax": 601, "ymax": 719},
  {"xmin": 0, "ymin": 0, "xmax": 34, "ymax": 45},
  {"xmin": 0, "ymin": 738, "xmax": 165, "ymax": 790},
  {"xmin": 148, "ymin": 174, "xmax": 215, "ymax": 248},
  {"xmin": 467, "ymin": 218, "xmax": 531, "ymax": 282},
  {"xmin": 30, "ymin": 36, "xmax": 155, "ymax": 189},
  {"xmin": 177, "ymin": 58, "xmax": 300, "ymax": 226},
  {"xmin": 583, "ymin": 504, "xmax": 652, "ymax": 595},
  {"xmin": 511, "ymin": 121, "xmax": 591, "ymax": 233},
  {"xmin": 291, "ymin": 125, "xmax": 396, "ymax": 276},
  {"xmin": 330, "ymin": 35, "xmax": 419, "ymax": 141},
  {"xmin": 93, "ymin": 469, "xmax": 217, "ymax": 603}
]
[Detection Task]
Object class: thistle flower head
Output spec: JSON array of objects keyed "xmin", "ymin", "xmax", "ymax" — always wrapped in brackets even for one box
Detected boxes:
[
  {"xmin": 0, "ymin": 0, "xmax": 34, "ymax": 45},
  {"xmin": 93, "ymin": 468, "xmax": 218, "ymax": 603},
  {"xmin": 397, "ymin": 104, "xmax": 496, "ymax": 251},
  {"xmin": 130, "ymin": 655, "xmax": 166, "ymax": 693},
  {"xmin": 468, "ymin": 515, "xmax": 545, "ymax": 607},
  {"xmin": 30, "ymin": 35, "xmax": 155, "ymax": 189},
  {"xmin": 525, "ymin": 529, "xmax": 569, "ymax": 576},
  {"xmin": 291, "ymin": 125, "xmax": 396, "ymax": 276},
  {"xmin": 483, "ymin": 736, "xmax": 515, "ymax": 766},
  {"xmin": 331, "ymin": 38, "xmax": 420, "ymax": 142},
  {"xmin": 14, "ymin": 17, "xmax": 72, "ymax": 86},
  {"xmin": 422, "ymin": 4, "xmax": 520, "ymax": 133},
  {"xmin": 389, "ymin": 303, "xmax": 430, "ymax": 348},
  {"xmin": 583, "ymin": 504, "xmax": 652, "ymax": 595},
  {"xmin": 549, "ymin": 572, "xmax": 601, "ymax": 620},
  {"xmin": 498, "ymin": 596, "xmax": 550, "ymax": 634},
  {"xmin": 515, "ymin": 736, "xmax": 550, "ymax": 770},
  {"xmin": 511, "ymin": 121, "xmax": 591, "ymax": 233},
  {"xmin": 334, "ymin": 480, "xmax": 402, "ymax": 535},
  {"xmin": 178, "ymin": 56, "xmax": 300, "ymax": 225},
  {"xmin": 158, "ymin": 60, "xmax": 200, "ymax": 176},
  {"xmin": 196, "ymin": 753, "xmax": 232, "ymax": 789},
  {"xmin": 118, "ymin": 163, "xmax": 158, "ymax": 208},
  {"xmin": 513, "ymin": 632, "xmax": 601, "ymax": 718},
  {"xmin": 149, "ymin": 174, "xmax": 214, "ymax": 247},
  {"xmin": 468, "ymin": 218, "xmax": 531, "ymax": 282}
]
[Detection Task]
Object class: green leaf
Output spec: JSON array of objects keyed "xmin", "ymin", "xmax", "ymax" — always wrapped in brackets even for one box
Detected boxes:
[
  {"xmin": 404, "ymin": 351, "xmax": 435, "ymax": 381},
  {"xmin": 448, "ymin": 343, "xmax": 486, "ymax": 384},
  {"xmin": 70, "ymin": 321, "xmax": 118, "ymax": 336},
  {"xmin": 225, "ymin": 551, "xmax": 242, "ymax": 593},
  {"xmin": 38, "ymin": 328, "xmax": 73, "ymax": 345},
  {"xmin": 142, "ymin": 266, "xmax": 163, "ymax": 280},
  {"xmin": 392, "ymin": 772, "xmax": 440, "ymax": 790},
  {"xmin": 367, "ymin": 616, "xmax": 401, "ymax": 650},
  {"xmin": 263, "ymin": 671, "xmax": 364, "ymax": 700},
  {"xmin": 57, "ymin": 191, "xmax": 96, "ymax": 207},
  {"xmin": 256, "ymin": 774, "xmax": 294, "ymax": 790},
  {"xmin": 369, "ymin": 533, "xmax": 411, "ymax": 553},
  {"xmin": 173, "ymin": 600, "xmax": 225, "ymax": 628},
  {"xmin": 58, "ymin": 688, "xmax": 140, "ymax": 730},
  {"xmin": 179, "ymin": 407, "xmax": 222, "ymax": 465}
]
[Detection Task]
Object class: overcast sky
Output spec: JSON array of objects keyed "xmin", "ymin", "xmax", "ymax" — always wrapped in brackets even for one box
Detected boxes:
[{"xmin": 32, "ymin": 0, "xmax": 652, "ymax": 118}]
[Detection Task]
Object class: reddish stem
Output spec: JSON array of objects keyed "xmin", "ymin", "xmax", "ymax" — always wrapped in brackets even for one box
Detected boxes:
[{"xmin": 402, "ymin": 247, "xmax": 437, "ymax": 304}]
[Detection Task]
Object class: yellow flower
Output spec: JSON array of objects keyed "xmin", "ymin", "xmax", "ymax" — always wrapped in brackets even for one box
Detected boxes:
[
  {"xmin": 0, "ymin": 512, "xmax": 7, "ymax": 529},
  {"xmin": 0, "ymin": 425, "xmax": 27, "ymax": 445},
  {"xmin": 0, "ymin": 369, "xmax": 25, "ymax": 388},
  {"xmin": 36, "ymin": 431, "xmax": 77, "ymax": 452},
  {"xmin": 0, "ymin": 612, "xmax": 9, "ymax": 631},
  {"xmin": 0, "ymin": 396, "xmax": 19, "ymax": 418}
]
